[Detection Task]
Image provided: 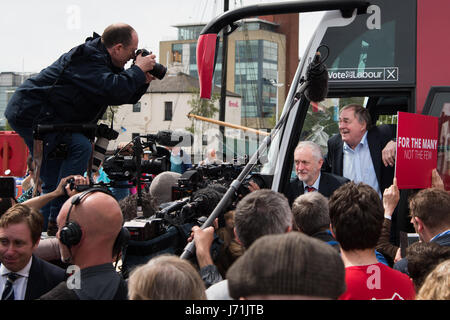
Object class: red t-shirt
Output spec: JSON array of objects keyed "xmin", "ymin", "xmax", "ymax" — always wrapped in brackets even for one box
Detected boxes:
[{"xmin": 339, "ymin": 263, "xmax": 415, "ymax": 300}]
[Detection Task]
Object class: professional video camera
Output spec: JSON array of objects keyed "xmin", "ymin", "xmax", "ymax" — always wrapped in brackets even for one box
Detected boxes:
[
  {"xmin": 170, "ymin": 163, "xmax": 241, "ymax": 200},
  {"xmin": 102, "ymin": 131, "xmax": 185, "ymax": 181},
  {"xmin": 102, "ymin": 130, "xmax": 192, "ymax": 182},
  {"xmin": 103, "ymin": 147, "xmax": 170, "ymax": 182},
  {"xmin": 123, "ymin": 181, "xmax": 227, "ymax": 241},
  {"xmin": 171, "ymin": 161, "xmax": 268, "ymax": 201},
  {"xmin": 71, "ymin": 129, "xmax": 192, "ymax": 199},
  {"xmin": 134, "ymin": 49, "xmax": 167, "ymax": 80},
  {"xmin": 119, "ymin": 160, "xmax": 269, "ymax": 278},
  {"xmin": 120, "ymin": 182, "xmax": 226, "ymax": 278}
]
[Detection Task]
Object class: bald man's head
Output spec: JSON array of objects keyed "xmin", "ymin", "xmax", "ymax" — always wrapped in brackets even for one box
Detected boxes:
[
  {"xmin": 57, "ymin": 191, "xmax": 123, "ymax": 265},
  {"xmin": 101, "ymin": 23, "xmax": 136, "ymax": 49}
]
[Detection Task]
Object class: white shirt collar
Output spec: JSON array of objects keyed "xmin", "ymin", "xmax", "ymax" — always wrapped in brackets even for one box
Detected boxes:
[
  {"xmin": 303, "ymin": 172, "xmax": 321, "ymax": 190},
  {"xmin": 343, "ymin": 131, "xmax": 368, "ymax": 151},
  {"xmin": 0, "ymin": 256, "xmax": 32, "ymax": 278}
]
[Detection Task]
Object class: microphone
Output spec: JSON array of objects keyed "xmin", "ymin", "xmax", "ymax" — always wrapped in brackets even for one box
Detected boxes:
[
  {"xmin": 156, "ymin": 197, "xmax": 190, "ymax": 218},
  {"xmin": 180, "ymin": 186, "xmax": 223, "ymax": 221},
  {"xmin": 304, "ymin": 52, "xmax": 329, "ymax": 103},
  {"xmin": 143, "ymin": 130, "xmax": 193, "ymax": 147}
]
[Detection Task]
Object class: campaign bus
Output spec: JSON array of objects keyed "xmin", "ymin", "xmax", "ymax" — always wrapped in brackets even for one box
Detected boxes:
[{"xmin": 196, "ymin": 0, "xmax": 450, "ymax": 248}]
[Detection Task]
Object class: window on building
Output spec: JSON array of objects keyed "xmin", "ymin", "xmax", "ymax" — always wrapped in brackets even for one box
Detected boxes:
[
  {"xmin": 177, "ymin": 25, "xmax": 204, "ymax": 40},
  {"xmin": 164, "ymin": 101, "xmax": 173, "ymax": 121},
  {"xmin": 172, "ymin": 43, "xmax": 183, "ymax": 63},
  {"xmin": 133, "ymin": 102, "xmax": 141, "ymax": 112},
  {"xmin": 263, "ymin": 41, "xmax": 278, "ymax": 61}
]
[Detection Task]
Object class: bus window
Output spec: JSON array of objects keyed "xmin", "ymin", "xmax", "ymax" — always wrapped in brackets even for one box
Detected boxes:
[
  {"xmin": 299, "ymin": 96, "xmax": 402, "ymax": 151},
  {"xmin": 319, "ymin": 0, "xmax": 416, "ymax": 88}
]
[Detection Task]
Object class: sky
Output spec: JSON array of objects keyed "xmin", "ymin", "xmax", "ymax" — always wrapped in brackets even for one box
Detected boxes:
[{"xmin": 0, "ymin": 0, "xmax": 324, "ymax": 73}]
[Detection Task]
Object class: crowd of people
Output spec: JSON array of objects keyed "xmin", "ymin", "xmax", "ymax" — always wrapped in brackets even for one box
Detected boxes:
[
  {"xmin": 1, "ymin": 168, "xmax": 448, "ymax": 300},
  {"xmin": 1, "ymin": 22, "xmax": 449, "ymax": 302}
]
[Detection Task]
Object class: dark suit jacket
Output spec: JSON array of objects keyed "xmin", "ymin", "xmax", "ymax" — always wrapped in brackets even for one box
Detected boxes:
[
  {"xmin": 24, "ymin": 255, "xmax": 66, "ymax": 300},
  {"xmin": 285, "ymin": 171, "xmax": 350, "ymax": 206},
  {"xmin": 322, "ymin": 124, "xmax": 396, "ymax": 195}
]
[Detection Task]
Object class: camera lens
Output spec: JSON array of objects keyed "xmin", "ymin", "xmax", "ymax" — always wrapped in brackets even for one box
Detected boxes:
[
  {"xmin": 149, "ymin": 63, "xmax": 167, "ymax": 80},
  {"xmin": 135, "ymin": 49, "xmax": 167, "ymax": 80}
]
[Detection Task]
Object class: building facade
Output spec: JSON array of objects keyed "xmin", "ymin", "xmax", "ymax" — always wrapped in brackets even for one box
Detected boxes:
[
  {"xmin": 159, "ymin": 14, "xmax": 299, "ymax": 130},
  {"xmin": 109, "ymin": 72, "xmax": 242, "ymax": 162}
]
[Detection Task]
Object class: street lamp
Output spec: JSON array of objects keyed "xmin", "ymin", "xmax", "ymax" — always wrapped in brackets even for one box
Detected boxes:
[{"xmin": 268, "ymin": 73, "xmax": 284, "ymax": 123}]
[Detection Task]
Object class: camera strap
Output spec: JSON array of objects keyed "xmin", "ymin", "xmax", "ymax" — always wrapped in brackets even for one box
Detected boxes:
[{"xmin": 32, "ymin": 139, "xmax": 43, "ymax": 197}]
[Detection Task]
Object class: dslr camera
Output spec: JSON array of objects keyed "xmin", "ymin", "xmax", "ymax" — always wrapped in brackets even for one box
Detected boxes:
[{"xmin": 134, "ymin": 49, "xmax": 167, "ymax": 80}]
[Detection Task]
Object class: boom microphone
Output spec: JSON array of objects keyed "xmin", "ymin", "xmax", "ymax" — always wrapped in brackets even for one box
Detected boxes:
[{"xmin": 304, "ymin": 52, "xmax": 329, "ymax": 103}]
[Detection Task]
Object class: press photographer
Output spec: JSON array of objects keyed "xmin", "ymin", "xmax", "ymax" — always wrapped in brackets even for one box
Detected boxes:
[{"xmin": 4, "ymin": 23, "xmax": 160, "ymax": 235}]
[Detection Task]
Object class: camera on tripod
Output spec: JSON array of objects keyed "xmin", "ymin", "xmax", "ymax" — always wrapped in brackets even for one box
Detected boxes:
[{"xmin": 102, "ymin": 136, "xmax": 170, "ymax": 182}]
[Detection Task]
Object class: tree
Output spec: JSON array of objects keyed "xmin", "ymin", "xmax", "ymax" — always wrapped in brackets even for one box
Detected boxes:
[
  {"xmin": 186, "ymin": 88, "xmax": 220, "ymax": 159},
  {"xmin": 186, "ymin": 88, "xmax": 220, "ymax": 134}
]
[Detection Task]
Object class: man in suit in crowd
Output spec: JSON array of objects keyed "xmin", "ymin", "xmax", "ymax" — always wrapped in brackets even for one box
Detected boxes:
[
  {"xmin": 285, "ymin": 141, "xmax": 349, "ymax": 206},
  {"xmin": 322, "ymin": 104, "xmax": 396, "ymax": 198},
  {"xmin": 0, "ymin": 204, "xmax": 66, "ymax": 300}
]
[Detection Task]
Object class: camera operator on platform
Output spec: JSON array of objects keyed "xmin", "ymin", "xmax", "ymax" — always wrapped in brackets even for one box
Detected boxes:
[{"xmin": 4, "ymin": 23, "xmax": 157, "ymax": 235}]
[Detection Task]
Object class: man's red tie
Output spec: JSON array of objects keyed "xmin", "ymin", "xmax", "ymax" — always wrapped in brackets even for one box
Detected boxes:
[{"xmin": 306, "ymin": 186, "xmax": 316, "ymax": 192}]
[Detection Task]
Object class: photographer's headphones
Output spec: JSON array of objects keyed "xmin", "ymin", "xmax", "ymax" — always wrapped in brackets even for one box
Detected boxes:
[{"xmin": 59, "ymin": 187, "xmax": 130, "ymax": 258}]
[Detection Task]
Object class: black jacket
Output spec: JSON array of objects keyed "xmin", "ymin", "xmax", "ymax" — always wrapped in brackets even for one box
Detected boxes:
[
  {"xmin": 322, "ymin": 124, "xmax": 396, "ymax": 195},
  {"xmin": 5, "ymin": 33, "xmax": 149, "ymax": 128},
  {"xmin": 0, "ymin": 255, "xmax": 66, "ymax": 300},
  {"xmin": 285, "ymin": 171, "xmax": 350, "ymax": 206}
]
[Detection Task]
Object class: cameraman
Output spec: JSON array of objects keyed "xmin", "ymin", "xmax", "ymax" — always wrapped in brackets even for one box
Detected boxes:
[{"xmin": 5, "ymin": 23, "xmax": 157, "ymax": 235}]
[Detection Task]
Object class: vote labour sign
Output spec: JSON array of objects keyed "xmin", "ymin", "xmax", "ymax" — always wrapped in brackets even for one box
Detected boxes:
[{"xmin": 395, "ymin": 112, "xmax": 438, "ymax": 189}]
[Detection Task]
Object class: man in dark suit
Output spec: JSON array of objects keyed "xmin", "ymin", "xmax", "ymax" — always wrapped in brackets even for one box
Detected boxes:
[
  {"xmin": 286, "ymin": 141, "xmax": 349, "ymax": 206},
  {"xmin": 322, "ymin": 104, "xmax": 396, "ymax": 197},
  {"xmin": 0, "ymin": 204, "xmax": 66, "ymax": 300}
]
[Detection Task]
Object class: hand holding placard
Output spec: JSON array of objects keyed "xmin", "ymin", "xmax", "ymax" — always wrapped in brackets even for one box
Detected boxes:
[
  {"xmin": 431, "ymin": 168, "xmax": 445, "ymax": 190},
  {"xmin": 383, "ymin": 177, "xmax": 400, "ymax": 217}
]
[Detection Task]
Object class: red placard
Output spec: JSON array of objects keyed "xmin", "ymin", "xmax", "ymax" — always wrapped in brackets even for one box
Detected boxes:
[{"xmin": 395, "ymin": 112, "xmax": 439, "ymax": 189}]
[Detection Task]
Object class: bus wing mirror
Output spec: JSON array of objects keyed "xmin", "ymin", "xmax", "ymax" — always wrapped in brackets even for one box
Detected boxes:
[{"xmin": 197, "ymin": 34, "xmax": 219, "ymax": 99}]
